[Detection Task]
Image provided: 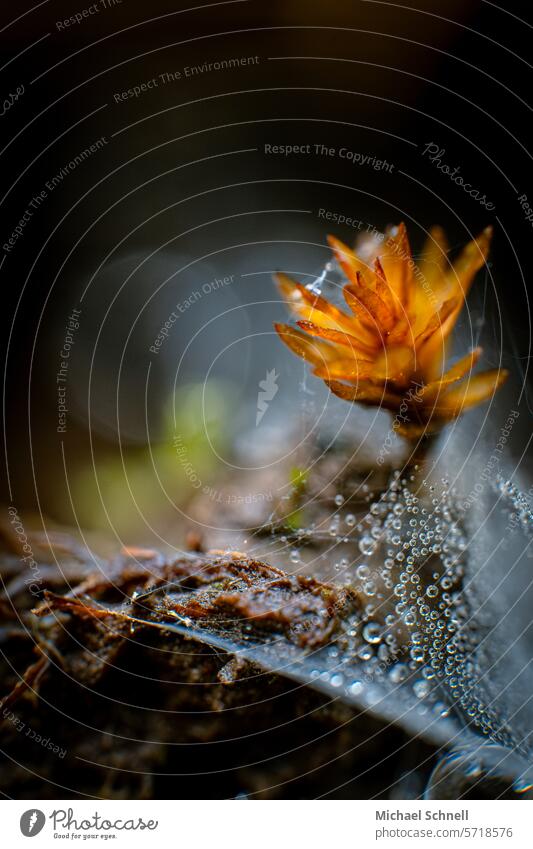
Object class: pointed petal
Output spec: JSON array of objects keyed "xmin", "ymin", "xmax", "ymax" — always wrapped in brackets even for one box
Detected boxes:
[
  {"xmin": 315, "ymin": 346, "xmax": 414, "ymax": 385},
  {"xmin": 295, "ymin": 320, "xmax": 375, "ymax": 357},
  {"xmin": 429, "ymin": 227, "xmax": 492, "ymax": 346},
  {"xmin": 431, "ymin": 368, "xmax": 508, "ymax": 419},
  {"xmin": 416, "ymin": 225, "xmax": 450, "ymax": 301},
  {"xmin": 337, "ymin": 285, "xmax": 380, "ymax": 342},
  {"xmin": 420, "ymin": 348, "xmax": 482, "ymax": 399},
  {"xmin": 414, "ymin": 297, "xmax": 462, "ymax": 382},
  {"xmin": 275, "ymin": 272, "xmax": 355, "ymax": 330},
  {"xmin": 385, "ymin": 221, "xmax": 414, "ymax": 304},
  {"xmin": 373, "ymin": 256, "xmax": 398, "ymax": 317},
  {"xmin": 386, "ymin": 316, "xmax": 414, "ymax": 346},
  {"xmin": 446, "ymin": 226, "xmax": 493, "ymax": 300},
  {"xmin": 274, "ymin": 322, "xmax": 336, "ymax": 367},
  {"xmin": 325, "ymin": 379, "xmax": 401, "ymax": 410},
  {"xmin": 344, "ymin": 277, "xmax": 395, "ymax": 334},
  {"xmin": 377, "ymin": 222, "xmax": 412, "ymax": 305},
  {"xmin": 313, "ymin": 358, "xmax": 376, "ymax": 381},
  {"xmin": 415, "ymin": 296, "xmax": 460, "ymax": 347},
  {"xmin": 372, "ymin": 345, "xmax": 415, "ymax": 383},
  {"xmin": 415, "ymin": 228, "xmax": 491, "ymax": 377},
  {"xmin": 327, "ymin": 234, "xmax": 372, "ymax": 286},
  {"xmin": 275, "ymin": 270, "xmax": 303, "ymax": 303},
  {"xmin": 407, "ymin": 227, "xmax": 450, "ymax": 337},
  {"xmin": 440, "ymin": 346, "xmax": 483, "ymax": 381}
]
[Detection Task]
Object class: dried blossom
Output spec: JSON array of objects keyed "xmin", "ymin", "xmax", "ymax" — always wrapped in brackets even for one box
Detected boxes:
[{"xmin": 275, "ymin": 224, "xmax": 507, "ymax": 438}]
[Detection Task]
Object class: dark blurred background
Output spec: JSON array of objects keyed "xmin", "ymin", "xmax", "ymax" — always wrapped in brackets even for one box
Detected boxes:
[{"xmin": 1, "ymin": 0, "xmax": 531, "ymax": 544}]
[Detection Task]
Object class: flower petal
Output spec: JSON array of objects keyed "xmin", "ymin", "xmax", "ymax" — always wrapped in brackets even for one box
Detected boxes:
[
  {"xmin": 313, "ymin": 358, "xmax": 377, "ymax": 381},
  {"xmin": 295, "ymin": 320, "xmax": 375, "ymax": 357},
  {"xmin": 378, "ymin": 222, "xmax": 412, "ymax": 305},
  {"xmin": 431, "ymin": 368, "xmax": 508, "ymax": 419},
  {"xmin": 415, "ymin": 296, "xmax": 461, "ymax": 347},
  {"xmin": 416, "ymin": 225, "xmax": 451, "ymax": 302},
  {"xmin": 414, "ymin": 296, "xmax": 463, "ymax": 381},
  {"xmin": 420, "ymin": 348, "xmax": 482, "ymax": 400},
  {"xmin": 386, "ymin": 316, "xmax": 414, "ymax": 346},
  {"xmin": 325, "ymin": 379, "xmax": 402, "ymax": 410},
  {"xmin": 274, "ymin": 322, "xmax": 337, "ymax": 367},
  {"xmin": 418, "ymin": 229, "xmax": 492, "ymax": 377},
  {"xmin": 374, "ymin": 256, "xmax": 399, "ymax": 317},
  {"xmin": 275, "ymin": 272, "xmax": 353, "ymax": 332},
  {"xmin": 372, "ymin": 345, "xmax": 415, "ymax": 383},
  {"xmin": 446, "ymin": 226, "xmax": 493, "ymax": 301},
  {"xmin": 344, "ymin": 277, "xmax": 395, "ymax": 334},
  {"xmin": 327, "ymin": 235, "xmax": 372, "ymax": 286}
]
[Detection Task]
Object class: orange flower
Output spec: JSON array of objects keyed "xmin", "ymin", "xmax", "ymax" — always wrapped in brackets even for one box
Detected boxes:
[{"xmin": 274, "ymin": 224, "xmax": 508, "ymax": 438}]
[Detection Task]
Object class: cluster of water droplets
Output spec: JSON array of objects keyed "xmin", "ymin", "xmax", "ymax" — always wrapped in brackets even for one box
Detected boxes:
[
  {"xmin": 495, "ymin": 474, "xmax": 533, "ymax": 543},
  {"xmin": 301, "ymin": 471, "xmax": 517, "ymax": 744}
]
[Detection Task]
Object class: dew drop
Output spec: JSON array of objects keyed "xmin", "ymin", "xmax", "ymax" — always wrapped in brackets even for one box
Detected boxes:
[
  {"xmin": 359, "ymin": 535, "xmax": 376, "ymax": 556},
  {"xmin": 356, "ymin": 563, "xmax": 371, "ymax": 580},
  {"xmin": 413, "ymin": 679, "xmax": 431, "ymax": 699},
  {"xmin": 389, "ymin": 663, "xmax": 408, "ymax": 683},
  {"xmin": 362, "ymin": 621, "xmax": 382, "ymax": 644}
]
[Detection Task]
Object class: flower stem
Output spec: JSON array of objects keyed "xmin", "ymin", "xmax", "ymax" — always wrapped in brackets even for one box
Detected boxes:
[{"xmin": 401, "ymin": 433, "xmax": 439, "ymax": 491}]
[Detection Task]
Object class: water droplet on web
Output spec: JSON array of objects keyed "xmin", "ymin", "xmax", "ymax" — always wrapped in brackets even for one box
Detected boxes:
[
  {"xmin": 411, "ymin": 646, "xmax": 425, "ymax": 662},
  {"xmin": 389, "ymin": 663, "xmax": 408, "ymax": 683},
  {"xmin": 363, "ymin": 621, "xmax": 382, "ymax": 644},
  {"xmin": 413, "ymin": 679, "xmax": 431, "ymax": 699},
  {"xmin": 359, "ymin": 535, "xmax": 376, "ymax": 556},
  {"xmin": 356, "ymin": 563, "xmax": 371, "ymax": 580},
  {"xmin": 363, "ymin": 580, "xmax": 377, "ymax": 596}
]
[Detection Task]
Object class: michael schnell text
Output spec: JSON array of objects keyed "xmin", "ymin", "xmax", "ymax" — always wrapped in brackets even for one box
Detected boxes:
[{"xmin": 376, "ymin": 809, "xmax": 469, "ymax": 821}]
